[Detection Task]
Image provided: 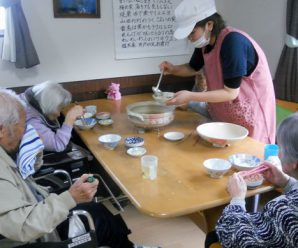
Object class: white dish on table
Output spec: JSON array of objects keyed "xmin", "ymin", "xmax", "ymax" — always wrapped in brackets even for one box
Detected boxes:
[
  {"xmin": 163, "ymin": 132, "xmax": 185, "ymax": 141},
  {"xmin": 127, "ymin": 147, "xmax": 147, "ymax": 157}
]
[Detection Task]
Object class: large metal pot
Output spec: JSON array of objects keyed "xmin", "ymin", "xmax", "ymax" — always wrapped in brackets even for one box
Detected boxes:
[{"xmin": 126, "ymin": 101, "xmax": 175, "ymax": 129}]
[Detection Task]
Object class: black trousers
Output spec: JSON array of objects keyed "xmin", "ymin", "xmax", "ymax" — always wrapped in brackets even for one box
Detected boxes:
[
  {"xmin": 57, "ymin": 202, "xmax": 134, "ymax": 248},
  {"xmin": 205, "ymin": 230, "xmax": 219, "ymax": 248}
]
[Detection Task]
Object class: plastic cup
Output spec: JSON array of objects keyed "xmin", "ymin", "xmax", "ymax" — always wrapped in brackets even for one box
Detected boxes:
[
  {"xmin": 264, "ymin": 144, "xmax": 279, "ymax": 160},
  {"xmin": 141, "ymin": 155, "xmax": 158, "ymax": 180}
]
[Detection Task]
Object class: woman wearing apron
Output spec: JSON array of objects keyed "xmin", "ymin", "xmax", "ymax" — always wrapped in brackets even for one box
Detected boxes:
[{"xmin": 160, "ymin": 0, "xmax": 276, "ymax": 144}]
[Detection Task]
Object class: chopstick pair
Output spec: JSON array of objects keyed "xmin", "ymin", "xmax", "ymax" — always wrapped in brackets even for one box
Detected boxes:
[{"xmin": 240, "ymin": 163, "xmax": 269, "ymax": 178}]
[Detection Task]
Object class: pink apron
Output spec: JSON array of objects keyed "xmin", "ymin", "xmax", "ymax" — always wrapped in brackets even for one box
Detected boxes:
[{"xmin": 203, "ymin": 27, "xmax": 276, "ymax": 144}]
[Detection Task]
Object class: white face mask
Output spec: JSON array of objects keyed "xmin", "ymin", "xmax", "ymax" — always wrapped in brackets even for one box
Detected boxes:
[{"xmin": 191, "ymin": 28, "xmax": 210, "ymax": 48}]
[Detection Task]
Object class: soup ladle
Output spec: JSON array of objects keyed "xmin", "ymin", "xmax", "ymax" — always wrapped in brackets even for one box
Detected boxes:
[{"xmin": 152, "ymin": 70, "xmax": 164, "ymax": 95}]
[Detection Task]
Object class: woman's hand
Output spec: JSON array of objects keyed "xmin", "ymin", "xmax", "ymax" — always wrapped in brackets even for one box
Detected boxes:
[
  {"xmin": 159, "ymin": 61, "xmax": 175, "ymax": 75},
  {"xmin": 227, "ymin": 173, "xmax": 247, "ymax": 199},
  {"xmin": 69, "ymin": 174, "xmax": 99, "ymax": 204},
  {"xmin": 166, "ymin": 90, "xmax": 194, "ymax": 106},
  {"xmin": 64, "ymin": 105, "xmax": 84, "ymax": 126},
  {"xmin": 262, "ymin": 161, "xmax": 289, "ymax": 188}
]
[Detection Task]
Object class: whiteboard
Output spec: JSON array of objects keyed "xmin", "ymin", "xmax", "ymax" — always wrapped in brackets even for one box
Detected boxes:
[{"xmin": 113, "ymin": 0, "xmax": 192, "ymax": 60}]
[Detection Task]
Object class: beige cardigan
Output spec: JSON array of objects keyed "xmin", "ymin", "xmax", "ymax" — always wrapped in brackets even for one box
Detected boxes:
[{"xmin": 0, "ymin": 146, "xmax": 76, "ymax": 247}]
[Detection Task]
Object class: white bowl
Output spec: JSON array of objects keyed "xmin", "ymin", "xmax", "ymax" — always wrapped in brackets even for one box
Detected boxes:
[
  {"xmin": 98, "ymin": 134, "xmax": 121, "ymax": 150},
  {"xmin": 229, "ymin": 154, "xmax": 261, "ymax": 171},
  {"xmin": 203, "ymin": 158, "xmax": 232, "ymax": 179},
  {"xmin": 74, "ymin": 118, "xmax": 97, "ymax": 130},
  {"xmin": 197, "ymin": 122, "xmax": 248, "ymax": 147},
  {"xmin": 152, "ymin": 92, "xmax": 175, "ymax": 103}
]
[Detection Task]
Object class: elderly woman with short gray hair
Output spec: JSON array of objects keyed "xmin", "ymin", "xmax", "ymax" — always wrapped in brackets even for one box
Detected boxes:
[
  {"xmin": 19, "ymin": 81, "xmax": 83, "ymax": 152},
  {"xmin": 215, "ymin": 112, "xmax": 298, "ymax": 247}
]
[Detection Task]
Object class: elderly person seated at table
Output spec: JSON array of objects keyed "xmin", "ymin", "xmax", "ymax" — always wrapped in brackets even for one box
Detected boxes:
[
  {"xmin": 0, "ymin": 89, "xmax": 160, "ymax": 248},
  {"xmin": 19, "ymin": 81, "xmax": 83, "ymax": 152},
  {"xmin": 214, "ymin": 112, "xmax": 298, "ymax": 247}
]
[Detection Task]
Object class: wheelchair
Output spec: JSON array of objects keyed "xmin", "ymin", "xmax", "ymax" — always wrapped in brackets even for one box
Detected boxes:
[
  {"xmin": 34, "ymin": 143, "xmax": 127, "ymax": 211},
  {"xmin": 34, "ymin": 143, "xmax": 92, "ymax": 183}
]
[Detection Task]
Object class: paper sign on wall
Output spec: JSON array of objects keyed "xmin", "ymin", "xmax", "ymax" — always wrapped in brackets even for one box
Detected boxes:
[{"xmin": 113, "ymin": 0, "xmax": 192, "ymax": 60}]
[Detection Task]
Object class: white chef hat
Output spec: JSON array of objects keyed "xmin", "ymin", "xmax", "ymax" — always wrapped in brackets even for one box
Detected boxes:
[{"xmin": 174, "ymin": 0, "xmax": 217, "ymax": 40}]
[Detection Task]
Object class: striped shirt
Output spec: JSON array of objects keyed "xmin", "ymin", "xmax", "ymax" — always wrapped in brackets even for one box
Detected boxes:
[{"xmin": 216, "ymin": 178, "xmax": 298, "ymax": 248}]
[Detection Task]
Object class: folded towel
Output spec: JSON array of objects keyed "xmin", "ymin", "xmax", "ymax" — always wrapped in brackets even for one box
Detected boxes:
[{"xmin": 17, "ymin": 124, "xmax": 44, "ymax": 179}]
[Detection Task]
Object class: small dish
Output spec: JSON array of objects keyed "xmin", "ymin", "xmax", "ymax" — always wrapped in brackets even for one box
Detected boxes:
[
  {"xmin": 98, "ymin": 119, "xmax": 113, "ymax": 126},
  {"xmin": 125, "ymin": 136, "xmax": 144, "ymax": 148},
  {"xmin": 163, "ymin": 132, "xmax": 185, "ymax": 141},
  {"xmin": 127, "ymin": 147, "xmax": 147, "ymax": 157},
  {"xmin": 96, "ymin": 112, "xmax": 111, "ymax": 120}
]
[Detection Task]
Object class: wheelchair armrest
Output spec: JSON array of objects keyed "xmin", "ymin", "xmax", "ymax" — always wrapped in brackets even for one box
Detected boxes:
[
  {"xmin": 34, "ymin": 170, "xmax": 73, "ymax": 193},
  {"xmin": 71, "ymin": 210, "xmax": 95, "ymax": 231},
  {"xmin": 92, "ymin": 174, "xmax": 124, "ymax": 212},
  {"xmin": 35, "ymin": 170, "xmax": 72, "ymax": 186}
]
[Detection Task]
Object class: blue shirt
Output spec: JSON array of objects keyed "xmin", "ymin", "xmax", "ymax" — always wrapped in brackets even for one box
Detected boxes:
[{"xmin": 189, "ymin": 32, "xmax": 258, "ymax": 88}]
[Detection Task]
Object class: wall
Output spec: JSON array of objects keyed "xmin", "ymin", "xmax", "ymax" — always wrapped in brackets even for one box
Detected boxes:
[
  {"xmin": 220, "ymin": 0, "xmax": 287, "ymax": 76},
  {"xmin": 0, "ymin": 0, "xmax": 287, "ymax": 88}
]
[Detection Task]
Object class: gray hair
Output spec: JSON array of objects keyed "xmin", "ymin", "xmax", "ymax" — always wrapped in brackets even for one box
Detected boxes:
[
  {"xmin": 277, "ymin": 112, "xmax": 298, "ymax": 165},
  {"xmin": 0, "ymin": 88, "xmax": 25, "ymax": 127},
  {"xmin": 32, "ymin": 81, "xmax": 72, "ymax": 114}
]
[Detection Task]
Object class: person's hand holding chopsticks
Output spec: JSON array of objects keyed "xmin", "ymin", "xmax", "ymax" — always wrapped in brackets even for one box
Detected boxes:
[
  {"xmin": 262, "ymin": 161, "xmax": 290, "ymax": 188},
  {"xmin": 227, "ymin": 173, "xmax": 247, "ymax": 199},
  {"xmin": 65, "ymin": 105, "xmax": 84, "ymax": 126}
]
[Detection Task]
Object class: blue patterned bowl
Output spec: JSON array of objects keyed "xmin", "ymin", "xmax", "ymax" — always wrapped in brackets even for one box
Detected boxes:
[
  {"xmin": 74, "ymin": 118, "xmax": 97, "ymax": 130},
  {"xmin": 124, "ymin": 136, "xmax": 144, "ymax": 148}
]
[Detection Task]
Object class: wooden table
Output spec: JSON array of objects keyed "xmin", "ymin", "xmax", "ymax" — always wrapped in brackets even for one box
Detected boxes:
[{"xmin": 66, "ymin": 94, "xmax": 273, "ymax": 232}]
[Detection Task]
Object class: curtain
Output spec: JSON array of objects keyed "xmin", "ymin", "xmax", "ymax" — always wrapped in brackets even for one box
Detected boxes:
[
  {"xmin": 274, "ymin": 0, "xmax": 298, "ymax": 102},
  {"xmin": 0, "ymin": 0, "xmax": 40, "ymax": 68}
]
